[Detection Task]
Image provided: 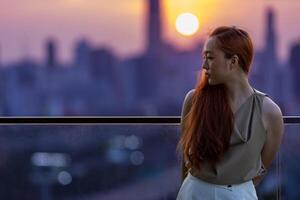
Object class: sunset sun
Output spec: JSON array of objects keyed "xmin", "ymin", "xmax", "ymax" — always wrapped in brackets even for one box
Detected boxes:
[{"xmin": 175, "ymin": 13, "xmax": 199, "ymax": 36}]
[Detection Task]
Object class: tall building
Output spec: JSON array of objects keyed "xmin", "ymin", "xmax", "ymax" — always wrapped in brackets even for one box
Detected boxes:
[
  {"xmin": 289, "ymin": 43, "xmax": 300, "ymax": 99},
  {"xmin": 0, "ymin": 44, "xmax": 1, "ymax": 68},
  {"xmin": 146, "ymin": 0, "xmax": 162, "ymax": 55},
  {"xmin": 45, "ymin": 39, "xmax": 58, "ymax": 68},
  {"xmin": 74, "ymin": 39, "xmax": 91, "ymax": 68},
  {"xmin": 265, "ymin": 8, "xmax": 277, "ymax": 61},
  {"xmin": 90, "ymin": 48, "xmax": 116, "ymax": 81},
  {"xmin": 134, "ymin": 0, "xmax": 165, "ymax": 103},
  {"xmin": 260, "ymin": 7, "xmax": 280, "ymax": 99}
]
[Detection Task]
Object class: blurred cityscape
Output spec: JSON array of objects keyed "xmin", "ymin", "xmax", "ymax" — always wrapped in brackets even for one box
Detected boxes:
[
  {"xmin": 0, "ymin": 1, "xmax": 299, "ymax": 116},
  {"xmin": 0, "ymin": 0, "xmax": 300, "ymax": 200}
]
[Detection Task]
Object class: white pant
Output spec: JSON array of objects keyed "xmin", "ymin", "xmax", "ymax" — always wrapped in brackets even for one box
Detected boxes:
[{"xmin": 177, "ymin": 172, "xmax": 258, "ymax": 200}]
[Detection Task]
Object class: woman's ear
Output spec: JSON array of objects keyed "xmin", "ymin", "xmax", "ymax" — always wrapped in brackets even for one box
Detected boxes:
[
  {"xmin": 231, "ymin": 55, "xmax": 239, "ymax": 65},
  {"xmin": 230, "ymin": 55, "xmax": 239, "ymax": 70}
]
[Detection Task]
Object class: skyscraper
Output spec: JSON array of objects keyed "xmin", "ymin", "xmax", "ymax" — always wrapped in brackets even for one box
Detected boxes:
[
  {"xmin": 289, "ymin": 43, "xmax": 300, "ymax": 99},
  {"xmin": 146, "ymin": 0, "xmax": 162, "ymax": 55},
  {"xmin": 261, "ymin": 7, "xmax": 279, "ymax": 98},
  {"xmin": 265, "ymin": 7, "xmax": 277, "ymax": 62},
  {"xmin": 0, "ymin": 45, "xmax": 1, "ymax": 68},
  {"xmin": 134, "ymin": 0, "xmax": 165, "ymax": 111},
  {"xmin": 90, "ymin": 48, "xmax": 116, "ymax": 80},
  {"xmin": 74, "ymin": 39, "xmax": 91, "ymax": 68},
  {"xmin": 45, "ymin": 39, "xmax": 58, "ymax": 68}
]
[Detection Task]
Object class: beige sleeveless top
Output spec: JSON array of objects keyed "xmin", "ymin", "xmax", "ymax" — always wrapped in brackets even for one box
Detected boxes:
[{"xmin": 180, "ymin": 88, "xmax": 268, "ymax": 185}]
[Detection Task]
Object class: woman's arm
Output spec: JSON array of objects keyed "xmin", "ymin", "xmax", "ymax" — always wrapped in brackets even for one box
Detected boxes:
[
  {"xmin": 253, "ymin": 97, "xmax": 284, "ymax": 186},
  {"xmin": 180, "ymin": 89, "xmax": 195, "ymax": 182}
]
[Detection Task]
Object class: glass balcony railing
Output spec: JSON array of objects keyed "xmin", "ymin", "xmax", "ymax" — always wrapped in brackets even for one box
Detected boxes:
[{"xmin": 0, "ymin": 116, "xmax": 298, "ymax": 200}]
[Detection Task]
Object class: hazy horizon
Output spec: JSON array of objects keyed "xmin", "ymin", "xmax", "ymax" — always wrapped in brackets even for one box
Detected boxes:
[{"xmin": 1, "ymin": 0, "xmax": 300, "ymax": 65}]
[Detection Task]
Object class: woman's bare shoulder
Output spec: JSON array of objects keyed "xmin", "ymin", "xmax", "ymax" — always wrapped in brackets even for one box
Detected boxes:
[
  {"xmin": 184, "ymin": 89, "xmax": 196, "ymax": 102},
  {"xmin": 261, "ymin": 96, "xmax": 284, "ymax": 134},
  {"xmin": 181, "ymin": 89, "xmax": 196, "ymax": 117},
  {"xmin": 262, "ymin": 97, "xmax": 282, "ymax": 118}
]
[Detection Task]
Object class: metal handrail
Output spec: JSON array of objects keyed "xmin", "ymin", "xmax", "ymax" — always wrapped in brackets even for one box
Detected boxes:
[{"xmin": 0, "ymin": 116, "xmax": 297, "ymax": 124}]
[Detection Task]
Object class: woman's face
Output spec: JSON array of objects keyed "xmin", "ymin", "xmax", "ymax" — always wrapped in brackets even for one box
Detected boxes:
[{"xmin": 202, "ymin": 37, "xmax": 232, "ymax": 85}]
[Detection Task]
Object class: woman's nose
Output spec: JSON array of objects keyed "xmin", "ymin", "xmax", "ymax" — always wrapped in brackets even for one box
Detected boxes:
[{"xmin": 202, "ymin": 61, "xmax": 209, "ymax": 70}]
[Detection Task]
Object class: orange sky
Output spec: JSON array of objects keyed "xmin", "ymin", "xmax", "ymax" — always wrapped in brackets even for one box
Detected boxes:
[{"xmin": 0, "ymin": 0, "xmax": 300, "ymax": 64}]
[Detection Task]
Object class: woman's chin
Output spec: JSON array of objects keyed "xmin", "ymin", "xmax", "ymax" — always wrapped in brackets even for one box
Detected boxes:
[
  {"xmin": 208, "ymin": 79, "xmax": 215, "ymax": 85},
  {"xmin": 208, "ymin": 79, "xmax": 220, "ymax": 86}
]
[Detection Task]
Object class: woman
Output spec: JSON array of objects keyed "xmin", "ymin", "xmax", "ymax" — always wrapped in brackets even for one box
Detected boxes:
[{"xmin": 176, "ymin": 26, "xmax": 284, "ymax": 199}]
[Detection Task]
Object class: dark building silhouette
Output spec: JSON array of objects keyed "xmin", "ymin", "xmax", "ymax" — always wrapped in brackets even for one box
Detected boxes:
[
  {"xmin": 135, "ymin": 0, "xmax": 165, "ymax": 101},
  {"xmin": 265, "ymin": 8, "xmax": 277, "ymax": 61},
  {"xmin": 289, "ymin": 43, "xmax": 300, "ymax": 99},
  {"xmin": 259, "ymin": 7, "xmax": 280, "ymax": 98},
  {"xmin": 135, "ymin": 57, "xmax": 159, "ymax": 100},
  {"xmin": 16, "ymin": 61, "xmax": 37, "ymax": 87},
  {"xmin": 146, "ymin": 0, "xmax": 162, "ymax": 55},
  {"xmin": 0, "ymin": 45, "xmax": 1, "ymax": 68},
  {"xmin": 89, "ymin": 48, "xmax": 124, "ymax": 111},
  {"xmin": 90, "ymin": 48, "xmax": 116, "ymax": 81},
  {"xmin": 45, "ymin": 39, "xmax": 58, "ymax": 68},
  {"xmin": 74, "ymin": 39, "xmax": 91, "ymax": 68}
]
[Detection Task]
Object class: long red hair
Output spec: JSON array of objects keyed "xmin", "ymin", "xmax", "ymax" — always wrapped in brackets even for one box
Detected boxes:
[{"xmin": 177, "ymin": 26, "xmax": 254, "ymax": 171}]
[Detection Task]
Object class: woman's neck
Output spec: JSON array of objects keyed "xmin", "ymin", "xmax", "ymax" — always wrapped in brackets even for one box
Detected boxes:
[{"xmin": 225, "ymin": 76, "xmax": 253, "ymax": 105}]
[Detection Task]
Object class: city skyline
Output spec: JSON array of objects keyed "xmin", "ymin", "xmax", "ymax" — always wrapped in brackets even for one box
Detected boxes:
[{"xmin": 1, "ymin": 0, "xmax": 300, "ymax": 64}]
